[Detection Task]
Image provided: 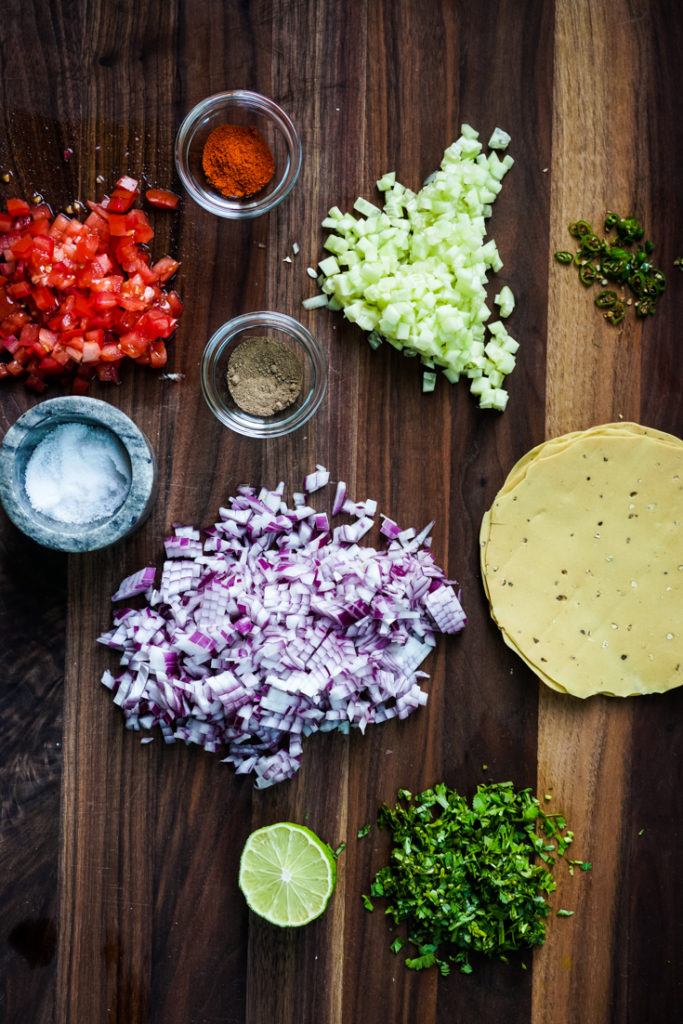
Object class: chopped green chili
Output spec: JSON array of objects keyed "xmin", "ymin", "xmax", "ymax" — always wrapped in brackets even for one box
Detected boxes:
[
  {"xmin": 363, "ymin": 781, "xmax": 590, "ymax": 975},
  {"xmin": 604, "ymin": 301, "xmax": 626, "ymax": 325},
  {"xmin": 554, "ymin": 212, "xmax": 665, "ymax": 326},
  {"xmin": 595, "ymin": 289, "xmax": 617, "ymax": 308},
  {"xmin": 635, "ymin": 297, "xmax": 655, "ymax": 318},
  {"xmin": 569, "ymin": 219, "xmax": 592, "ymax": 238}
]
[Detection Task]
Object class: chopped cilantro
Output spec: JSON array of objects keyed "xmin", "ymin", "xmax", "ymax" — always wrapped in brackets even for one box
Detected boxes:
[
  {"xmin": 556, "ymin": 909, "xmax": 574, "ymax": 917},
  {"xmin": 365, "ymin": 781, "xmax": 590, "ymax": 974},
  {"xmin": 357, "ymin": 823, "xmax": 372, "ymax": 839},
  {"xmin": 405, "ymin": 951, "xmax": 439, "ymax": 972}
]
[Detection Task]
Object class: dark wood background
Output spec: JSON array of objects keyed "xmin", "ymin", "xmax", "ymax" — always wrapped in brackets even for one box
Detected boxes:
[{"xmin": 1, "ymin": 1, "xmax": 682, "ymax": 1022}]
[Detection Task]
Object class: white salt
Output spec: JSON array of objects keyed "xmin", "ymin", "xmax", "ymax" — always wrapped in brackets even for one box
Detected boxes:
[{"xmin": 24, "ymin": 422, "xmax": 132, "ymax": 524}]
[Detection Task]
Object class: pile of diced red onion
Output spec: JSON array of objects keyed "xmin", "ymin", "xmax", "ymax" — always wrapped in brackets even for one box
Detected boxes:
[{"xmin": 98, "ymin": 468, "xmax": 466, "ymax": 788}]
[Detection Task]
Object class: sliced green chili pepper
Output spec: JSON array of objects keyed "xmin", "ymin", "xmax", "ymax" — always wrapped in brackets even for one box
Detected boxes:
[
  {"xmin": 604, "ymin": 300, "xmax": 625, "ymax": 325},
  {"xmin": 569, "ymin": 219, "xmax": 592, "ymax": 238},
  {"xmin": 635, "ymin": 297, "xmax": 656, "ymax": 317},
  {"xmin": 628, "ymin": 271, "xmax": 646, "ymax": 295},
  {"xmin": 555, "ymin": 212, "xmax": 664, "ymax": 328},
  {"xmin": 581, "ymin": 233, "xmax": 603, "ymax": 253},
  {"xmin": 595, "ymin": 290, "xmax": 617, "ymax": 308}
]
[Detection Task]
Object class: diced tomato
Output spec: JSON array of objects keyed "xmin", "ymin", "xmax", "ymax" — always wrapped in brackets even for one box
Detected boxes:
[
  {"xmin": 70, "ymin": 375, "xmax": 91, "ymax": 395},
  {"xmin": 21, "ymin": 324, "xmax": 41, "ymax": 347},
  {"xmin": 99, "ymin": 341, "xmax": 122, "ymax": 362},
  {"xmin": 49, "ymin": 343, "xmax": 72, "ymax": 366},
  {"xmin": 73, "ymin": 233, "xmax": 99, "ymax": 261},
  {"xmin": 32, "ymin": 284, "xmax": 58, "ymax": 312},
  {"xmin": 81, "ymin": 340, "xmax": 103, "ymax": 362},
  {"xmin": 120, "ymin": 208, "xmax": 154, "ymax": 244},
  {"xmin": 151, "ymin": 256, "xmax": 180, "ymax": 282},
  {"xmin": 92, "ymin": 292, "xmax": 119, "ymax": 312},
  {"xmin": 6, "ymin": 198, "xmax": 31, "ymax": 218},
  {"xmin": 118, "ymin": 331, "xmax": 148, "ymax": 359},
  {"xmin": 38, "ymin": 355, "xmax": 63, "ymax": 375},
  {"xmin": 96, "ymin": 362, "xmax": 120, "ymax": 383},
  {"xmin": 114, "ymin": 175, "xmax": 139, "ymax": 194},
  {"xmin": 8, "ymin": 280, "xmax": 32, "ymax": 300},
  {"xmin": 84, "ymin": 208, "xmax": 110, "ymax": 238},
  {"xmin": 10, "ymin": 234, "xmax": 36, "ymax": 258},
  {"xmin": 2, "ymin": 334, "xmax": 20, "ymax": 355},
  {"xmin": 107, "ymin": 213, "xmax": 132, "ymax": 237},
  {"xmin": 48, "ymin": 212, "xmax": 72, "ymax": 239},
  {"xmin": 147, "ymin": 339, "xmax": 167, "ymax": 367},
  {"xmin": 28, "ymin": 217, "xmax": 52, "ymax": 237},
  {"xmin": 137, "ymin": 307, "xmax": 177, "ymax": 340},
  {"xmin": 31, "ymin": 233, "xmax": 54, "ymax": 255},
  {"xmin": 25, "ymin": 372, "xmax": 48, "ymax": 393},
  {"xmin": 145, "ymin": 188, "xmax": 180, "ymax": 211},
  {"xmin": 85, "ymin": 327, "xmax": 104, "ymax": 345},
  {"xmin": 0, "ymin": 178, "xmax": 182, "ymax": 393},
  {"xmin": 166, "ymin": 290, "xmax": 183, "ymax": 317},
  {"xmin": 31, "ymin": 203, "xmax": 53, "ymax": 221},
  {"xmin": 104, "ymin": 176, "xmax": 140, "ymax": 214},
  {"xmin": 47, "ymin": 263, "xmax": 77, "ymax": 291}
]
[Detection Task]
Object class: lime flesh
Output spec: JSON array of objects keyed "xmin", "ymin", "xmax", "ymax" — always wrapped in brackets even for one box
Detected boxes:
[{"xmin": 238, "ymin": 822, "xmax": 337, "ymax": 927}]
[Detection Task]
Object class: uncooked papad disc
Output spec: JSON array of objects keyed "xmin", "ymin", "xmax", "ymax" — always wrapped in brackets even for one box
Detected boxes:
[{"xmin": 480, "ymin": 422, "xmax": 683, "ymax": 698}]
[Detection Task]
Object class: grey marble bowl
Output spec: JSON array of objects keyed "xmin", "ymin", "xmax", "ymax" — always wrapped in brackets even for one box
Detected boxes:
[{"xmin": 0, "ymin": 397, "xmax": 157, "ymax": 552}]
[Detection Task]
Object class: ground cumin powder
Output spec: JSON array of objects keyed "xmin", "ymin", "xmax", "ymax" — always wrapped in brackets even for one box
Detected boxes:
[{"xmin": 227, "ymin": 336, "xmax": 303, "ymax": 417}]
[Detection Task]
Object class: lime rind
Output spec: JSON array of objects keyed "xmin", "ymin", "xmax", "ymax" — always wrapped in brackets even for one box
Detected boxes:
[{"xmin": 238, "ymin": 822, "xmax": 337, "ymax": 927}]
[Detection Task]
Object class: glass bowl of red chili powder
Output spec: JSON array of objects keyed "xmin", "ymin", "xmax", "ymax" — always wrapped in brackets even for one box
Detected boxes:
[
  {"xmin": 201, "ymin": 311, "xmax": 327, "ymax": 438},
  {"xmin": 175, "ymin": 91, "xmax": 302, "ymax": 218}
]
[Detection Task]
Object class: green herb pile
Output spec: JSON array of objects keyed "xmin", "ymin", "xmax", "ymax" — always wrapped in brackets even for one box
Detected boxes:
[
  {"xmin": 363, "ymin": 781, "xmax": 590, "ymax": 975},
  {"xmin": 554, "ymin": 212, "xmax": 665, "ymax": 325}
]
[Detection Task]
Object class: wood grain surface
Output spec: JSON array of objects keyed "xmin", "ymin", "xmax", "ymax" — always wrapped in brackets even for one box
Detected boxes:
[{"xmin": 0, "ymin": 2, "xmax": 681, "ymax": 1022}]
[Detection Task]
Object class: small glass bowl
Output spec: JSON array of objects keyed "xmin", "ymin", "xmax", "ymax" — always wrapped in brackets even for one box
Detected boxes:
[
  {"xmin": 175, "ymin": 91, "xmax": 302, "ymax": 218},
  {"xmin": 201, "ymin": 311, "xmax": 327, "ymax": 438}
]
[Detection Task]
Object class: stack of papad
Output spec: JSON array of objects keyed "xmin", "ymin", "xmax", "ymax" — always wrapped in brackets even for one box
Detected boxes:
[{"xmin": 480, "ymin": 422, "xmax": 682, "ymax": 698}]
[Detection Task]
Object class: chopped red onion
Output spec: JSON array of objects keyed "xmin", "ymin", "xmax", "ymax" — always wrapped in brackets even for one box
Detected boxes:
[
  {"xmin": 98, "ymin": 470, "xmax": 466, "ymax": 788},
  {"xmin": 332, "ymin": 479, "xmax": 346, "ymax": 515},
  {"xmin": 304, "ymin": 465, "xmax": 330, "ymax": 493},
  {"xmin": 110, "ymin": 566, "xmax": 157, "ymax": 601}
]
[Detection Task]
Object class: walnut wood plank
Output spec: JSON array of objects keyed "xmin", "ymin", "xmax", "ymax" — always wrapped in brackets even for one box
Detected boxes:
[
  {"xmin": 537, "ymin": 6, "xmax": 683, "ymax": 1024},
  {"xmin": 0, "ymin": 1, "xmax": 681, "ymax": 1022}
]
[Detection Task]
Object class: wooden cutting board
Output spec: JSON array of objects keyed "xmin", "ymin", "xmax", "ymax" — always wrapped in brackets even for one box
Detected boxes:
[{"xmin": 1, "ymin": 1, "xmax": 681, "ymax": 1022}]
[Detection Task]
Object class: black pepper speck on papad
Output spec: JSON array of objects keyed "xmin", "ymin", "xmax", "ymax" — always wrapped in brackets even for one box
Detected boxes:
[{"xmin": 480, "ymin": 423, "xmax": 683, "ymax": 698}]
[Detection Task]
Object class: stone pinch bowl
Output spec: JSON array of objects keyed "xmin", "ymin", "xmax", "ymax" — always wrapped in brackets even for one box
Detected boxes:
[
  {"xmin": 0, "ymin": 396, "xmax": 157, "ymax": 553},
  {"xmin": 200, "ymin": 310, "xmax": 328, "ymax": 438}
]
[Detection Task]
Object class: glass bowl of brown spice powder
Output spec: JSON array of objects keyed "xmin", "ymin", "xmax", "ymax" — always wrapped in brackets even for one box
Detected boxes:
[
  {"xmin": 200, "ymin": 311, "xmax": 327, "ymax": 437},
  {"xmin": 175, "ymin": 91, "xmax": 302, "ymax": 218}
]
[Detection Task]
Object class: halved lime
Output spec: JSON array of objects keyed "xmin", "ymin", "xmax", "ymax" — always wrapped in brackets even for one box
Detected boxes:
[{"xmin": 238, "ymin": 822, "xmax": 337, "ymax": 927}]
